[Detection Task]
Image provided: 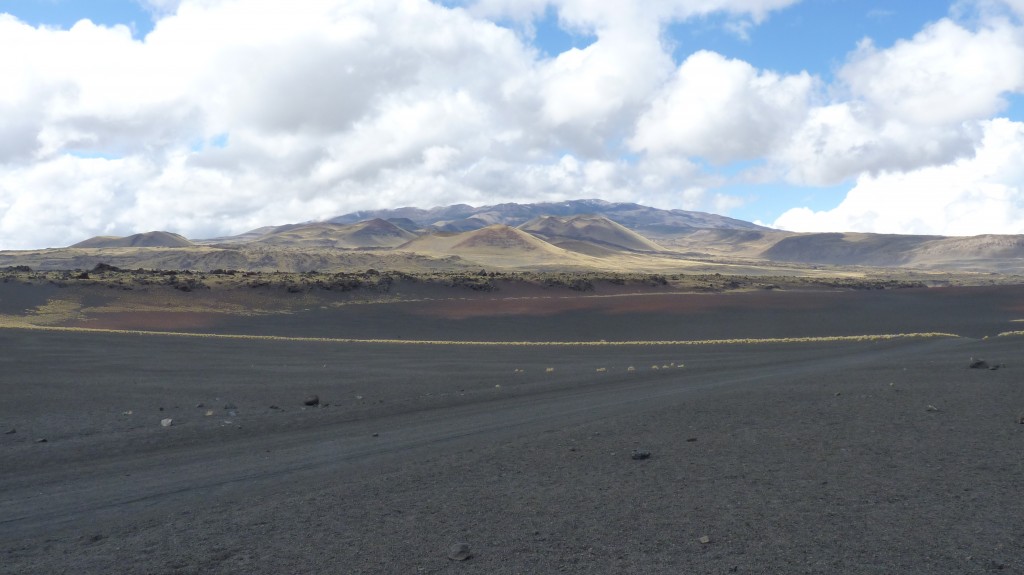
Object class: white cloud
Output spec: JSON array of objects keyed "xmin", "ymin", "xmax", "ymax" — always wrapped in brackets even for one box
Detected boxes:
[
  {"xmin": 631, "ymin": 50, "xmax": 814, "ymax": 164},
  {"xmin": 773, "ymin": 119, "xmax": 1024, "ymax": 235},
  {"xmin": 773, "ymin": 11, "xmax": 1024, "ymax": 186},
  {"xmin": 2, "ymin": 0, "xmax": 1023, "ymax": 249}
]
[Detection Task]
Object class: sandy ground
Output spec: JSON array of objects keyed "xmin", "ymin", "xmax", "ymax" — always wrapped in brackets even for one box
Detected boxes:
[{"xmin": 2, "ymin": 285, "xmax": 1024, "ymax": 574}]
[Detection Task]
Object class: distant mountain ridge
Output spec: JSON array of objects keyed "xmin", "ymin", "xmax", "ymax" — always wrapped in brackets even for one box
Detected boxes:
[
  {"xmin": 328, "ymin": 199, "xmax": 766, "ymax": 233},
  {"xmin": 11, "ymin": 199, "xmax": 1021, "ymax": 275}
]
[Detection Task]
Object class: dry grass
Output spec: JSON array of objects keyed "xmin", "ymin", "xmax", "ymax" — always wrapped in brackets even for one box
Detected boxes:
[{"xmin": 0, "ymin": 323, "xmax": 959, "ymax": 346}]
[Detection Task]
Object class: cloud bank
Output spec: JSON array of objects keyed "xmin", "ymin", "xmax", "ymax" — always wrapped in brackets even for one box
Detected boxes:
[{"xmin": 0, "ymin": 0, "xmax": 1023, "ymax": 248}]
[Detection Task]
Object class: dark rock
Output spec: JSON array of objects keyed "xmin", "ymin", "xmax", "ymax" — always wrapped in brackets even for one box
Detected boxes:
[
  {"xmin": 304, "ymin": 395, "xmax": 320, "ymax": 406},
  {"xmin": 35, "ymin": 438, "xmax": 48, "ymax": 443},
  {"xmin": 686, "ymin": 437, "xmax": 697, "ymax": 442},
  {"xmin": 4, "ymin": 428, "xmax": 15, "ymax": 435},
  {"xmin": 969, "ymin": 358, "xmax": 990, "ymax": 369},
  {"xmin": 631, "ymin": 449, "xmax": 652, "ymax": 460},
  {"xmin": 223, "ymin": 403, "xmax": 237, "ymax": 410},
  {"xmin": 195, "ymin": 403, "xmax": 204, "ymax": 408},
  {"xmin": 447, "ymin": 542, "xmax": 472, "ymax": 561}
]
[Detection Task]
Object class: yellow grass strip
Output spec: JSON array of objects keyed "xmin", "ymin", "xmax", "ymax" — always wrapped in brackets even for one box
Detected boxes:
[{"xmin": 0, "ymin": 322, "xmax": 958, "ymax": 346}]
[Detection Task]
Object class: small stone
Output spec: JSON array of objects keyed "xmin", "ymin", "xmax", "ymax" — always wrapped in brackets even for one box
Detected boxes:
[
  {"xmin": 447, "ymin": 542, "xmax": 472, "ymax": 561},
  {"xmin": 698, "ymin": 535, "xmax": 711, "ymax": 544},
  {"xmin": 1017, "ymin": 414, "xmax": 1024, "ymax": 424},
  {"xmin": 686, "ymin": 437, "xmax": 697, "ymax": 442},
  {"xmin": 303, "ymin": 395, "xmax": 320, "ymax": 406},
  {"xmin": 122, "ymin": 410, "xmax": 133, "ymax": 416},
  {"xmin": 631, "ymin": 449, "xmax": 652, "ymax": 460},
  {"xmin": 205, "ymin": 410, "xmax": 214, "ymax": 416},
  {"xmin": 5, "ymin": 428, "xmax": 16, "ymax": 434},
  {"xmin": 926, "ymin": 405, "xmax": 940, "ymax": 412},
  {"xmin": 195, "ymin": 403, "xmax": 204, "ymax": 408},
  {"xmin": 223, "ymin": 403, "xmax": 237, "ymax": 410},
  {"xmin": 269, "ymin": 405, "xmax": 280, "ymax": 410},
  {"xmin": 969, "ymin": 358, "xmax": 989, "ymax": 369},
  {"xmin": 35, "ymin": 438, "xmax": 48, "ymax": 443},
  {"xmin": 160, "ymin": 418, "xmax": 173, "ymax": 427},
  {"xmin": 372, "ymin": 433, "xmax": 379, "ymax": 437}
]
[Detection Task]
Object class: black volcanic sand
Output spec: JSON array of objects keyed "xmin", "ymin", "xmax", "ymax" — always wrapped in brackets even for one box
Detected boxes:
[
  {"xmin": 48, "ymin": 284, "xmax": 1024, "ymax": 341},
  {"xmin": 2, "ymin": 288, "xmax": 1024, "ymax": 574}
]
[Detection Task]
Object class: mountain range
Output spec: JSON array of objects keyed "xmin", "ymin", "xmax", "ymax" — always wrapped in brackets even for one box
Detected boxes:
[{"xmin": 4, "ymin": 199, "xmax": 1024, "ymax": 275}]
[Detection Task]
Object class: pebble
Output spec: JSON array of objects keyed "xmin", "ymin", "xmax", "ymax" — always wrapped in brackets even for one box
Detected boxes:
[
  {"xmin": 631, "ymin": 449, "xmax": 652, "ymax": 460},
  {"xmin": 447, "ymin": 542, "xmax": 472, "ymax": 561},
  {"xmin": 224, "ymin": 403, "xmax": 237, "ymax": 410},
  {"xmin": 5, "ymin": 428, "xmax": 16, "ymax": 435},
  {"xmin": 303, "ymin": 395, "xmax": 320, "ymax": 406},
  {"xmin": 698, "ymin": 535, "xmax": 711, "ymax": 544},
  {"xmin": 35, "ymin": 438, "xmax": 48, "ymax": 443},
  {"xmin": 160, "ymin": 418, "xmax": 173, "ymax": 427}
]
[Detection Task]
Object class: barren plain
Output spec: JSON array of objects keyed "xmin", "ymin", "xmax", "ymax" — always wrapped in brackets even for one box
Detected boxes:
[{"xmin": 2, "ymin": 268, "xmax": 1023, "ymax": 574}]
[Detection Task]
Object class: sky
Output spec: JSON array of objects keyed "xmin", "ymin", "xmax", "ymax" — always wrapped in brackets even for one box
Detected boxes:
[{"xmin": 1, "ymin": 0, "xmax": 1023, "ymax": 249}]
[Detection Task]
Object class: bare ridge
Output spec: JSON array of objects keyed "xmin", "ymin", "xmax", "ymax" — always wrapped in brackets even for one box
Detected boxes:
[{"xmin": 71, "ymin": 231, "xmax": 194, "ymax": 248}]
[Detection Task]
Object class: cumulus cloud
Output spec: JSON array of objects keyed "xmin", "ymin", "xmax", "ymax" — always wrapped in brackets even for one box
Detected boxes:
[
  {"xmin": 773, "ymin": 11, "xmax": 1024, "ymax": 186},
  {"xmin": 773, "ymin": 119, "xmax": 1024, "ymax": 235},
  {"xmin": 1, "ymin": 0, "xmax": 1023, "ymax": 249},
  {"xmin": 630, "ymin": 50, "xmax": 814, "ymax": 164}
]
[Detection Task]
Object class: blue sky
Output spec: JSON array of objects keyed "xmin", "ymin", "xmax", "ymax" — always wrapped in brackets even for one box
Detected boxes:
[{"xmin": 1, "ymin": 0, "xmax": 1023, "ymax": 247}]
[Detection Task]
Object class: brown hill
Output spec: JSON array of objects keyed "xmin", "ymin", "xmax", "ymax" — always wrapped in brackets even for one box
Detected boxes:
[
  {"xmin": 762, "ymin": 232, "xmax": 1024, "ymax": 273},
  {"xmin": 519, "ymin": 215, "xmax": 665, "ymax": 253},
  {"xmin": 252, "ymin": 219, "xmax": 416, "ymax": 249},
  {"xmin": 71, "ymin": 231, "xmax": 193, "ymax": 249},
  {"xmin": 399, "ymin": 225, "xmax": 605, "ymax": 269}
]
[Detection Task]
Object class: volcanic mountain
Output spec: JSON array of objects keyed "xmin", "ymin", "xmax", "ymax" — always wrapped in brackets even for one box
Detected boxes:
[
  {"xmin": 398, "ymin": 224, "xmax": 603, "ymax": 269},
  {"xmin": 329, "ymin": 199, "xmax": 766, "ymax": 233},
  {"xmin": 250, "ymin": 219, "xmax": 416, "ymax": 249},
  {"xmin": 519, "ymin": 214, "xmax": 665, "ymax": 254},
  {"xmin": 71, "ymin": 231, "xmax": 193, "ymax": 248}
]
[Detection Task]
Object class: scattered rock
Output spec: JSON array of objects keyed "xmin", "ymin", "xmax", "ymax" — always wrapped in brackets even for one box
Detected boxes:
[
  {"xmin": 686, "ymin": 437, "xmax": 697, "ymax": 442},
  {"xmin": 698, "ymin": 535, "xmax": 711, "ymax": 544},
  {"xmin": 447, "ymin": 542, "xmax": 473, "ymax": 561},
  {"xmin": 35, "ymin": 438, "xmax": 48, "ymax": 443},
  {"xmin": 1017, "ymin": 414, "xmax": 1024, "ymax": 424},
  {"xmin": 160, "ymin": 418, "xmax": 174, "ymax": 427},
  {"xmin": 969, "ymin": 358, "xmax": 990, "ymax": 369},
  {"xmin": 205, "ymin": 410, "xmax": 214, "ymax": 417},
  {"xmin": 303, "ymin": 395, "xmax": 320, "ymax": 406},
  {"xmin": 223, "ymin": 403, "xmax": 237, "ymax": 410},
  {"xmin": 5, "ymin": 428, "xmax": 16, "ymax": 435},
  {"xmin": 631, "ymin": 449, "xmax": 652, "ymax": 460},
  {"xmin": 122, "ymin": 410, "xmax": 133, "ymax": 416},
  {"xmin": 372, "ymin": 433, "xmax": 379, "ymax": 437},
  {"xmin": 926, "ymin": 405, "xmax": 941, "ymax": 412},
  {"xmin": 195, "ymin": 403, "xmax": 204, "ymax": 408}
]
